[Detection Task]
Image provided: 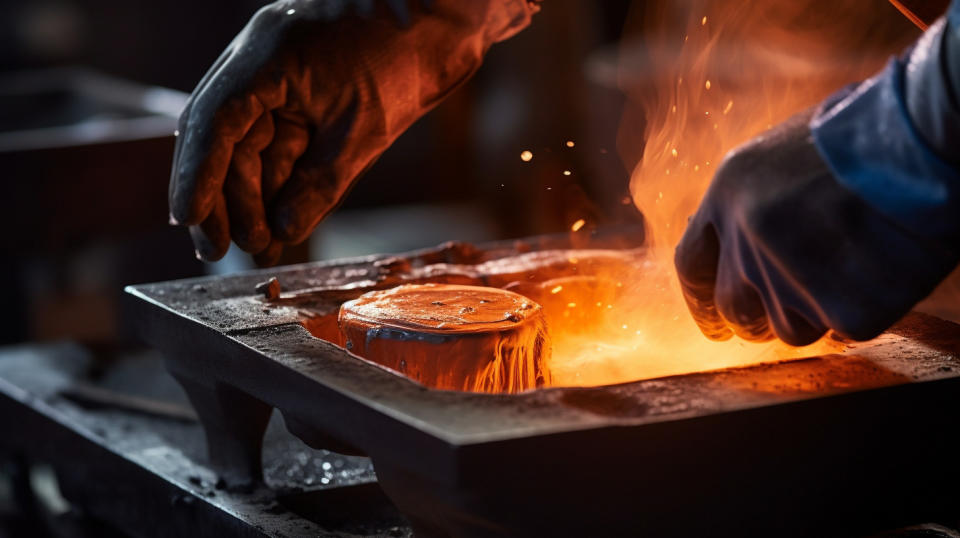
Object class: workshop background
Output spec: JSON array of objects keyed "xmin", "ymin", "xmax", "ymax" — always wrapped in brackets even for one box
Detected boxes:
[
  {"xmin": 0, "ymin": 3, "xmax": 638, "ymax": 530},
  {"xmin": 0, "ymin": 0, "xmax": 643, "ymax": 349},
  {"xmin": 3, "ymin": 0, "xmax": 958, "ymax": 536}
]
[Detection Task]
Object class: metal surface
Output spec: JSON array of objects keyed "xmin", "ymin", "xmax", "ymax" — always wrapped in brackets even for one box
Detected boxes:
[
  {"xmin": 126, "ymin": 231, "xmax": 960, "ymax": 537},
  {"xmin": 0, "ymin": 342, "xmax": 411, "ymax": 537}
]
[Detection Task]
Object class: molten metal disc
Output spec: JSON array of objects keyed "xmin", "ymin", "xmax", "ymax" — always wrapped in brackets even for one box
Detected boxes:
[{"xmin": 338, "ymin": 284, "xmax": 551, "ymax": 393}]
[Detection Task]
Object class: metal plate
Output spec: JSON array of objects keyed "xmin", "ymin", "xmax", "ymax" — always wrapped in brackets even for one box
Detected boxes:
[{"xmin": 126, "ymin": 232, "xmax": 960, "ymax": 537}]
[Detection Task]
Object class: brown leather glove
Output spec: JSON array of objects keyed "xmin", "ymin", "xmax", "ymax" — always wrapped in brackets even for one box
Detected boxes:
[{"xmin": 169, "ymin": 0, "xmax": 537, "ymax": 265}]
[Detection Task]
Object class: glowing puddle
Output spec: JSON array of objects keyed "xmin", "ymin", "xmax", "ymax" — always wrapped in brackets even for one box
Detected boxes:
[{"xmin": 319, "ymin": 248, "xmax": 845, "ymax": 393}]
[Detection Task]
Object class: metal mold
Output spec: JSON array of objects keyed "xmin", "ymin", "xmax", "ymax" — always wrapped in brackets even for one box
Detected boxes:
[
  {"xmin": 0, "ymin": 343, "xmax": 406, "ymax": 537},
  {"xmin": 126, "ymin": 231, "xmax": 960, "ymax": 537}
]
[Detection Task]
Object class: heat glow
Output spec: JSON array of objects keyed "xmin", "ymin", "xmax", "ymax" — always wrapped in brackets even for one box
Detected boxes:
[{"xmin": 542, "ymin": 0, "xmax": 919, "ymax": 387}]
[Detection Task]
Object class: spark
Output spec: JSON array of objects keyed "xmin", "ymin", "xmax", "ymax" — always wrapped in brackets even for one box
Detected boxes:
[
  {"xmin": 705, "ymin": 80, "xmax": 711, "ymax": 90},
  {"xmin": 520, "ymin": 150, "xmax": 533, "ymax": 162},
  {"xmin": 551, "ymin": 285, "xmax": 563, "ymax": 294},
  {"xmin": 571, "ymin": 218, "xmax": 586, "ymax": 232},
  {"xmin": 701, "ymin": 16, "xmax": 707, "ymax": 25},
  {"xmin": 565, "ymin": 140, "xmax": 575, "ymax": 147},
  {"xmin": 567, "ymin": 302, "xmax": 577, "ymax": 308},
  {"xmin": 723, "ymin": 100, "xmax": 734, "ymax": 114},
  {"xmin": 563, "ymin": 170, "xmax": 572, "ymax": 176},
  {"xmin": 671, "ymin": 148, "xmax": 678, "ymax": 158}
]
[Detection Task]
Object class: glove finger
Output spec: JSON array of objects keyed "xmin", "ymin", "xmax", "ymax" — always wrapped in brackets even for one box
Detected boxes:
[
  {"xmin": 674, "ymin": 217, "xmax": 734, "ymax": 341},
  {"xmin": 246, "ymin": 61, "xmax": 289, "ymax": 112},
  {"xmin": 769, "ymin": 308, "xmax": 828, "ymax": 347},
  {"xmin": 189, "ymin": 193, "xmax": 231, "ymax": 262},
  {"xmin": 744, "ymin": 249, "xmax": 829, "ymax": 346},
  {"xmin": 253, "ymin": 239, "xmax": 285, "ymax": 267},
  {"xmin": 171, "ymin": 3, "xmax": 295, "ymax": 225},
  {"xmin": 171, "ymin": 92, "xmax": 264, "ymax": 225},
  {"xmin": 225, "ymin": 112, "xmax": 275, "ymax": 253},
  {"xmin": 170, "ymin": 42, "xmax": 246, "ymax": 225},
  {"xmin": 714, "ymin": 258, "xmax": 774, "ymax": 342},
  {"xmin": 268, "ymin": 161, "xmax": 341, "ymax": 245},
  {"xmin": 170, "ymin": 43, "xmax": 233, "ymax": 206},
  {"xmin": 179, "ymin": 41, "xmax": 235, "ymax": 122},
  {"xmin": 261, "ymin": 111, "xmax": 310, "ymax": 203}
]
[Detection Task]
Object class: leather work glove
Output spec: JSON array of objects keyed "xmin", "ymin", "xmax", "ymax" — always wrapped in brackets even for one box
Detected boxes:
[
  {"xmin": 674, "ymin": 5, "xmax": 960, "ymax": 346},
  {"xmin": 169, "ymin": 0, "xmax": 538, "ymax": 265}
]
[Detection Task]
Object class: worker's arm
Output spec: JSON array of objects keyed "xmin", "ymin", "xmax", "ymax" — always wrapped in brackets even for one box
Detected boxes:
[
  {"xmin": 674, "ymin": 2, "xmax": 960, "ymax": 345},
  {"xmin": 169, "ymin": 0, "xmax": 539, "ymax": 265}
]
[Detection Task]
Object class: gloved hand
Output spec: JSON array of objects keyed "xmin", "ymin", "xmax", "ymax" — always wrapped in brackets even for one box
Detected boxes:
[
  {"xmin": 169, "ymin": 0, "xmax": 538, "ymax": 265},
  {"xmin": 674, "ymin": 110, "xmax": 959, "ymax": 346},
  {"xmin": 675, "ymin": 8, "xmax": 960, "ymax": 346}
]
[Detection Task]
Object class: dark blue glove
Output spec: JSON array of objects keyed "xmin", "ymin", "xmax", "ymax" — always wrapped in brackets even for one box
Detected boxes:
[{"xmin": 674, "ymin": 6, "xmax": 960, "ymax": 345}]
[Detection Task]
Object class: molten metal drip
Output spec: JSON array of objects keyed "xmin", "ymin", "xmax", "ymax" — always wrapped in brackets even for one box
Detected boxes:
[{"xmin": 469, "ymin": 313, "xmax": 550, "ymax": 392}]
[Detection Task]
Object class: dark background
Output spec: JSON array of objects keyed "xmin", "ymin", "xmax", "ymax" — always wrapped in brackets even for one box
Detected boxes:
[
  {"xmin": 0, "ymin": 0, "xmax": 638, "ymax": 346},
  {"xmin": 1, "ymin": 0, "xmax": 940, "ymax": 346}
]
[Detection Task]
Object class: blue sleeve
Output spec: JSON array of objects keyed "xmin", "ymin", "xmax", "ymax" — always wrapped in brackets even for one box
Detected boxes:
[
  {"xmin": 952, "ymin": 1, "xmax": 960, "ymax": 90},
  {"xmin": 810, "ymin": 5, "xmax": 960, "ymax": 248}
]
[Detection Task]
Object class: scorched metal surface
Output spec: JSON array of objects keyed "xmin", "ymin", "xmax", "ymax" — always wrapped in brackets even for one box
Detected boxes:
[{"xmin": 125, "ymin": 232, "xmax": 960, "ymax": 537}]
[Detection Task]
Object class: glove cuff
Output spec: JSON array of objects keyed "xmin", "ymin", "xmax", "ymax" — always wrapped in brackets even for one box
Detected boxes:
[
  {"xmin": 905, "ymin": 18, "xmax": 960, "ymax": 165},
  {"xmin": 948, "ymin": 4, "xmax": 960, "ymax": 109},
  {"xmin": 810, "ymin": 21, "xmax": 960, "ymax": 249}
]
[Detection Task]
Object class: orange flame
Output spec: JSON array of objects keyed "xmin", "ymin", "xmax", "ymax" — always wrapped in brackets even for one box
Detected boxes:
[{"xmin": 540, "ymin": 0, "xmax": 920, "ymax": 387}]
